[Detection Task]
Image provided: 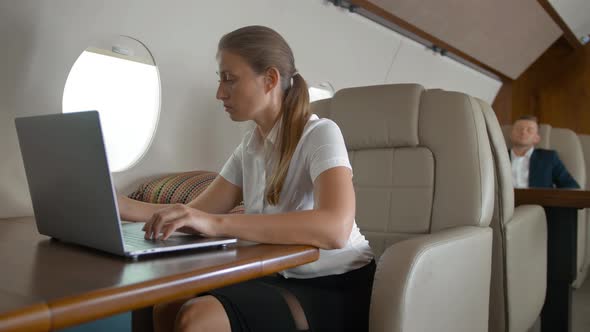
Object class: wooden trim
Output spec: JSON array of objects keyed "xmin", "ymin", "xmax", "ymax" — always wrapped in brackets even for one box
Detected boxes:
[
  {"xmin": 47, "ymin": 245, "xmax": 318, "ymax": 330},
  {"xmin": 514, "ymin": 188, "xmax": 590, "ymax": 208},
  {"xmin": 537, "ymin": 0, "xmax": 582, "ymax": 50},
  {"xmin": 0, "ymin": 303, "xmax": 51, "ymax": 332},
  {"xmin": 348, "ymin": 0, "xmax": 511, "ymax": 82}
]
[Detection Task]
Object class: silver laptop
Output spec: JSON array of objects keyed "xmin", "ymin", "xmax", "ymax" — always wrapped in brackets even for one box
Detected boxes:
[{"xmin": 14, "ymin": 111, "xmax": 237, "ymax": 258}]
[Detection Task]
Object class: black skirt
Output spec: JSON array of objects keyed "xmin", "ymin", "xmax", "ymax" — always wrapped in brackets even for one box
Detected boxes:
[{"xmin": 207, "ymin": 260, "xmax": 376, "ymax": 332}]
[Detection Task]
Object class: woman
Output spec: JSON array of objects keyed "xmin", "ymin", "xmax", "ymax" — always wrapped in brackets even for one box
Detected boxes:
[{"xmin": 118, "ymin": 25, "xmax": 374, "ymax": 332}]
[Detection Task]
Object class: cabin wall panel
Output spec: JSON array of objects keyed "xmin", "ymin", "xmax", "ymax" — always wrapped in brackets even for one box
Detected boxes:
[
  {"xmin": 385, "ymin": 36, "xmax": 502, "ymax": 103},
  {"xmin": 512, "ymin": 38, "xmax": 590, "ymax": 135},
  {"xmin": 491, "ymin": 81, "xmax": 513, "ymax": 125},
  {"xmin": 0, "ymin": 0, "xmax": 501, "ymax": 218}
]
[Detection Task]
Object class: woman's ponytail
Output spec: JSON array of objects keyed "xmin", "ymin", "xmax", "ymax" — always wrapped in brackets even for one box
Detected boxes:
[{"xmin": 265, "ymin": 73, "xmax": 311, "ymax": 205}]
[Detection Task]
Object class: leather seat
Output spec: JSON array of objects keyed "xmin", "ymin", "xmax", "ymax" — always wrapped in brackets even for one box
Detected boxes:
[
  {"xmin": 549, "ymin": 127, "xmax": 587, "ymax": 288},
  {"xmin": 478, "ymin": 104, "xmax": 547, "ymax": 332},
  {"xmin": 578, "ymin": 133, "xmax": 590, "ymax": 288},
  {"xmin": 312, "ymin": 84, "xmax": 494, "ymax": 332},
  {"xmin": 503, "ymin": 124, "xmax": 587, "ymax": 288}
]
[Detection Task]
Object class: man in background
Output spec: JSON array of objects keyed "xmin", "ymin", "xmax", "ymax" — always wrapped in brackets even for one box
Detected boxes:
[{"xmin": 509, "ymin": 115, "xmax": 579, "ymax": 189}]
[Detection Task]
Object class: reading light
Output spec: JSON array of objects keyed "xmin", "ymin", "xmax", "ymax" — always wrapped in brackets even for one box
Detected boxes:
[{"xmin": 112, "ymin": 45, "xmax": 133, "ymax": 56}]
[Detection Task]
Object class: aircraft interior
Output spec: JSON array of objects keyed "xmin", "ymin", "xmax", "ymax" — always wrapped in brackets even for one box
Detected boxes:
[{"xmin": 1, "ymin": 1, "xmax": 590, "ymax": 331}]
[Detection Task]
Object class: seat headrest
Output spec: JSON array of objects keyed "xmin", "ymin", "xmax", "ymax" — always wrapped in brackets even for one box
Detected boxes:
[
  {"xmin": 550, "ymin": 127, "xmax": 586, "ymax": 187},
  {"xmin": 313, "ymin": 84, "xmax": 423, "ymax": 150}
]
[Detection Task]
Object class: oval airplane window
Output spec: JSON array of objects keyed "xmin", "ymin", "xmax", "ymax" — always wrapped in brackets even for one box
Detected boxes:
[
  {"xmin": 309, "ymin": 82, "xmax": 335, "ymax": 102},
  {"xmin": 62, "ymin": 35, "xmax": 160, "ymax": 172}
]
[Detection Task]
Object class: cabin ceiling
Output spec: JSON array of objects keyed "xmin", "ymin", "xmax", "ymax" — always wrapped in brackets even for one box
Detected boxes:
[
  {"xmin": 548, "ymin": 0, "xmax": 590, "ymax": 42},
  {"xmin": 367, "ymin": 0, "xmax": 563, "ymax": 79}
]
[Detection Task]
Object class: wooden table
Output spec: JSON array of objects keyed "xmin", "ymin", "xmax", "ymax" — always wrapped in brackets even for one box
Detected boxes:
[
  {"xmin": 515, "ymin": 188, "xmax": 590, "ymax": 332},
  {"xmin": 0, "ymin": 217, "xmax": 319, "ymax": 331}
]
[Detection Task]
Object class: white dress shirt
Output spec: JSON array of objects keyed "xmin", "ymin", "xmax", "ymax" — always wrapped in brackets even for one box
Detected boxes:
[
  {"xmin": 511, "ymin": 147, "xmax": 534, "ymax": 188},
  {"xmin": 220, "ymin": 114, "xmax": 374, "ymax": 279}
]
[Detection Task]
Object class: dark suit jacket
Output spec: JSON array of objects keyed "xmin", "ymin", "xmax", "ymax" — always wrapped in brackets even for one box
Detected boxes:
[{"xmin": 510, "ymin": 148, "xmax": 580, "ymax": 189}]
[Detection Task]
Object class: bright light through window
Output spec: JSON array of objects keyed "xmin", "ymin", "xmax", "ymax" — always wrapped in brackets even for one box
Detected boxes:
[
  {"xmin": 63, "ymin": 49, "xmax": 160, "ymax": 172},
  {"xmin": 309, "ymin": 82, "xmax": 335, "ymax": 102}
]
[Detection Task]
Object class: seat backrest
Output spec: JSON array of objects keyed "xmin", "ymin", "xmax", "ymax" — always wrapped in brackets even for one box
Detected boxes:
[
  {"xmin": 311, "ymin": 84, "xmax": 494, "ymax": 257},
  {"xmin": 550, "ymin": 128, "xmax": 586, "ymax": 187},
  {"xmin": 479, "ymin": 101, "xmax": 547, "ymax": 332},
  {"xmin": 580, "ymin": 134, "xmax": 590, "ymax": 192},
  {"xmin": 579, "ymin": 134, "xmax": 590, "ymax": 278},
  {"xmin": 480, "ymin": 104, "xmax": 515, "ymax": 226},
  {"xmin": 552, "ymin": 130, "xmax": 588, "ymax": 290}
]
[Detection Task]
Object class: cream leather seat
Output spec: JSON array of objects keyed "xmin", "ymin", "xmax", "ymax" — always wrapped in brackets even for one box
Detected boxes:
[
  {"xmin": 503, "ymin": 124, "xmax": 587, "ymax": 288},
  {"xmin": 478, "ymin": 103, "xmax": 547, "ymax": 332},
  {"xmin": 578, "ymin": 134, "xmax": 590, "ymax": 287},
  {"xmin": 549, "ymin": 127, "xmax": 587, "ymax": 288},
  {"xmin": 312, "ymin": 84, "xmax": 494, "ymax": 332}
]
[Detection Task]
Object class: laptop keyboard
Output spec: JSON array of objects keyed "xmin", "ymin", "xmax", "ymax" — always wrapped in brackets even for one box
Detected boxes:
[
  {"xmin": 122, "ymin": 230, "xmax": 170, "ymax": 250},
  {"xmin": 123, "ymin": 231, "xmax": 163, "ymax": 249},
  {"xmin": 122, "ymin": 225, "xmax": 206, "ymax": 251}
]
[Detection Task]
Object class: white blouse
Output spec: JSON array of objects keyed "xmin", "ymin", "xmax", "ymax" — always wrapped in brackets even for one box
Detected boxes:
[{"xmin": 220, "ymin": 114, "xmax": 374, "ymax": 278}]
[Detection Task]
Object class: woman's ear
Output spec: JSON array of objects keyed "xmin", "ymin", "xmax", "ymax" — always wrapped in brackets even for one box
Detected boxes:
[{"xmin": 264, "ymin": 67, "xmax": 280, "ymax": 93}]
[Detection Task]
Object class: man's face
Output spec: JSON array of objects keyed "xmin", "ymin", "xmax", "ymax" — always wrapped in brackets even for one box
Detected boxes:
[{"xmin": 510, "ymin": 119, "xmax": 540, "ymax": 148}]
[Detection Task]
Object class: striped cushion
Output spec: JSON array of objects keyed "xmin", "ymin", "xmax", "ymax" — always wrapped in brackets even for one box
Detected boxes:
[{"xmin": 128, "ymin": 171, "xmax": 244, "ymax": 214}]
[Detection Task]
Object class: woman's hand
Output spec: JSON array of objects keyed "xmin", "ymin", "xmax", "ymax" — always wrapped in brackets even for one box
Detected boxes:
[{"xmin": 142, "ymin": 204, "xmax": 219, "ymax": 240}]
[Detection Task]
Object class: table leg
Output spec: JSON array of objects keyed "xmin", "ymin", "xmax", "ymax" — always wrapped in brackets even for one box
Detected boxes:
[
  {"xmin": 541, "ymin": 207, "xmax": 577, "ymax": 332},
  {"xmin": 132, "ymin": 306, "xmax": 154, "ymax": 332}
]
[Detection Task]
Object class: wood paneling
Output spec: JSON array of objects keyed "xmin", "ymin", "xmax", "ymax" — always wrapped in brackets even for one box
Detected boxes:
[
  {"xmin": 492, "ymin": 81, "xmax": 513, "ymax": 125},
  {"xmin": 512, "ymin": 37, "xmax": 590, "ymax": 134}
]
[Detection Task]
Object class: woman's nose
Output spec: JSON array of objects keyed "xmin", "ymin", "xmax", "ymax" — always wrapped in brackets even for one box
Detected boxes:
[{"xmin": 216, "ymin": 84, "xmax": 226, "ymax": 100}]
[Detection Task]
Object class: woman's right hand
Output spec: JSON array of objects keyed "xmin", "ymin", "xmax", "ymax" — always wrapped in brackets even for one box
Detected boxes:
[{"xmin": 141, "ymin": 204, "xmax": 220, "ymax": 240}]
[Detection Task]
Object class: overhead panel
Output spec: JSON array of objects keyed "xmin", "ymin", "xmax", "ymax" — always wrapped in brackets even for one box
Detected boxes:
[{"xmin": 368, "ymin": 0, "xmax": 563, "ymax": 79}]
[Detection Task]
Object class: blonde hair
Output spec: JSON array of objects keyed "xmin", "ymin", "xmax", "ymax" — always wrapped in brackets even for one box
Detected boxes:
[{"xmin": 218, "ymin": 26, "xmax": 311, "ymax": 205}]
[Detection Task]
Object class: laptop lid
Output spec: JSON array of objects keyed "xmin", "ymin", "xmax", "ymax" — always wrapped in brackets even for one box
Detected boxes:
[
  {"xmin": 15, "ymin": 111, "xmax": 237, "ymax": 257},
  {"xmin": 15, "ymin": 111, "xmax": 127, "ymax": 255}
]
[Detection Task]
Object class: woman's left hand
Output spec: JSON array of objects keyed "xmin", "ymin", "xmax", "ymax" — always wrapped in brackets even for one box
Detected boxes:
[{"xmin": 141, "ymin": 204, "xmax": 219, "ymax": 240}]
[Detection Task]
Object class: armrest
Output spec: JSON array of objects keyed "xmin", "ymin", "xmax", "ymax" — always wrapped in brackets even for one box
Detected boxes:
[
  {"xmin": 503, "ymin": 205, "xmax": 547, "ymax": 332},
  {"xmin": 369, "ymin": 226, "xmax": 492, "ymax": 332}
]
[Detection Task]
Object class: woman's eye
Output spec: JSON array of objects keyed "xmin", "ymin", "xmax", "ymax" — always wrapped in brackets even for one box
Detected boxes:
[
  {"xmin": 220, "ymin": 73, "xmax": 233, "ymax": 82},
  {"xmin": 216, "ymin": 72, "xmax": 233, "ymax": 82}
]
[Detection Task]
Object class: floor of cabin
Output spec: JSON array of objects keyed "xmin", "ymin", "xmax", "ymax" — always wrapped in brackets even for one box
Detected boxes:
[{"xmin": 574, "ymin": 278, "xmax": 590, "ymax": 331}]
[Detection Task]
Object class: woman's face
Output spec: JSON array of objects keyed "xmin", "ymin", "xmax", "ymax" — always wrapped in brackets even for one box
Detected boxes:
[{"xmin": 216, "ymin": 50, "xmax": 272, "ymax": 122}]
